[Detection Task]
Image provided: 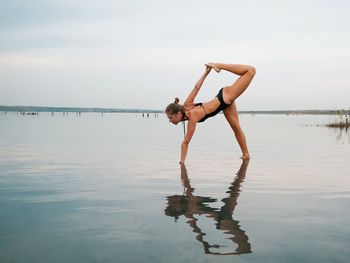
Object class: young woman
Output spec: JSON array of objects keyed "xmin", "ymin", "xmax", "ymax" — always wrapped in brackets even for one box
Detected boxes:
[{"xmin": 165, "ymin": 63, "xmax": 256, "ymax": 163}]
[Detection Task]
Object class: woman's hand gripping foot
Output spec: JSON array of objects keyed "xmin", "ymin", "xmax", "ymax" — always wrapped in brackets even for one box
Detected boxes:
[{"xmin": 205, "ymin": 63, "xmax": 221, "ymax": 73}]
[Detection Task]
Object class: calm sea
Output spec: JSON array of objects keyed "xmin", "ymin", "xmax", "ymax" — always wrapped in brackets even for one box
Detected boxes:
[{"xmin": 0, "ymin": 112, "xmax": 349, "ymax": 263}]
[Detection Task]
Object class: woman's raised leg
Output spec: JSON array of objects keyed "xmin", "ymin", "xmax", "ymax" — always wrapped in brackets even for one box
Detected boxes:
[
  {"xmin": 209, "ymin": 63, "xmax": 256, "ymax": 104},
  {"xmin": 223, "ymin": 102, "xmax": 250, "ymax": 159}
]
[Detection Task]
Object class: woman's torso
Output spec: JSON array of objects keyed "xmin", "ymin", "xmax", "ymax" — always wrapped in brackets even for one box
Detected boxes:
[{"xmin": 185, "ymin": 97, "xmax": 221, "ymax": 122}]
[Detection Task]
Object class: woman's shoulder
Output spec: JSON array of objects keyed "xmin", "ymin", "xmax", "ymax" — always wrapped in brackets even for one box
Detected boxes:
[
  {"xmin": 184, "ymin": 102, "xmax": 195, "ymax": 111},
  {"xmin": 185, "ymin": 105, "xmax": 203, "ymax": 122}
]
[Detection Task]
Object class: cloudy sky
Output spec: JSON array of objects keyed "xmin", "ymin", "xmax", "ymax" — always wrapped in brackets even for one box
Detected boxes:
[{"xmin": 0, "ymin": 0, "xmax": 349, "ymax": 110}]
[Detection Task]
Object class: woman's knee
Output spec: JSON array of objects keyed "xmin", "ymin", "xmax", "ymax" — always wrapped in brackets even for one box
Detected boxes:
[
  {"xmin": 232, "ymin": 124, "xmax": 241, "ymax": 134},
  {"xmin": 248, "ymin": 66, "xmax": 256, "ymax": 76},
  {"xmin": 227, "ymin": 119, "xmax": 241, "ymax": 133}
]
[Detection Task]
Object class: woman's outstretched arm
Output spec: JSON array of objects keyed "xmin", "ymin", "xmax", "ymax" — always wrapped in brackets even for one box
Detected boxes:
[
  {"xmin": 184, "ymin": 66, "xmax": 211, "ymax": 105},
  {"xmin": 180, "ymin": 119, "xmax": 197, "ymax": 163}
]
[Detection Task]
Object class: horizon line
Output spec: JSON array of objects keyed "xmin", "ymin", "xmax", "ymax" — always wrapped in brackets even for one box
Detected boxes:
[{"xmin": 1, "ymin": 105, "xmax": 349, "ymax": 115}]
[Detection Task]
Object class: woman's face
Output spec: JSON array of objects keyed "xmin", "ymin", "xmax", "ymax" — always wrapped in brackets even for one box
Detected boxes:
[{"xmin": 166, "ymin": 111, "xmax": 182, "ymax": 125}]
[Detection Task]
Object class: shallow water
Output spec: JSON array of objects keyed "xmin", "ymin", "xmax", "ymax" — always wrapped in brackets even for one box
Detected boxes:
[{"xmin": 0, "ymin": 112, "xmax": 349, "ymax": 262}]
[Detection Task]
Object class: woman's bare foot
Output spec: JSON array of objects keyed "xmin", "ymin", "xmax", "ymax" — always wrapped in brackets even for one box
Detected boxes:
[
  {"xmin": 240, "ymin": 154, "xmax": 250, "ymax": 160},
  {"xmin": 205, "ymin": 63, "xmax": 221, "ymax": 73}
]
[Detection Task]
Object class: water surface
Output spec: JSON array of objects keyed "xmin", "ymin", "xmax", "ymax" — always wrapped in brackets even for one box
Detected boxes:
[{"xmin": 0, "ymin": 112, "xmax": 349, "ymax": 262}]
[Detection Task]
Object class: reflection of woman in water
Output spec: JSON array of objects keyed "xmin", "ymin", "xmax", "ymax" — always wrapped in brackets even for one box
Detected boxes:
[
  {"xmin": 165, "ymin": 160, "xmax": 251, "ymax": 255},
  {"xmin": 165, "ymin": 63, "xmax": 256, "ymax": 163}
]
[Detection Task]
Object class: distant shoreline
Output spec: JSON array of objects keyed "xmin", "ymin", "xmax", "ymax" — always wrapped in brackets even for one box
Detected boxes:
[
  {"xmin": 0, "ymin": 105, "xmax": 349, "ymax": 115},
  {"xmin": 0, "ymin": 105, "xmax": 160, "ymax": 114}
]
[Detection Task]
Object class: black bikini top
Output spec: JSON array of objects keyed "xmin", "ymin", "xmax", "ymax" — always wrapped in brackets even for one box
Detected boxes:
[{"xmin": 194, "ymin": 103, "xmax": 208, "ymax": 123}]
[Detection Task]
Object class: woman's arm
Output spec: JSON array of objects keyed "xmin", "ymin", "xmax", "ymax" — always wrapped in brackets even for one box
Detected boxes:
[
  {"xmin": 180, "ymin": 119, "xmax": 197, "ymax": 163},
  {"xmin": 184, "ymin": 66, "xmax": 211, "ymax": 105}
]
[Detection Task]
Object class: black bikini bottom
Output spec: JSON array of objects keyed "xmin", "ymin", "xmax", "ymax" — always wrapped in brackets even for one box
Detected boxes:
[{"xmin": 197, "ymin": 88, "xmax": 231, "ymax": 123}]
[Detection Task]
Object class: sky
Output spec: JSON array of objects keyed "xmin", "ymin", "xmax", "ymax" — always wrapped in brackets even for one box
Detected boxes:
[{"xmin": 0, "ymin": 0, "xmax": 349, "ymax": 110}]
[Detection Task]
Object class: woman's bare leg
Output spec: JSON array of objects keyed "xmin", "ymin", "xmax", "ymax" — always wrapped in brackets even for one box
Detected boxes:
[
  {"xmin": 223, "ymin": 102, "xmax": 250, "ymax": 159},
  {"xmin": 210, "ymin": 63, "xmax": 256, "ymax": 104}
]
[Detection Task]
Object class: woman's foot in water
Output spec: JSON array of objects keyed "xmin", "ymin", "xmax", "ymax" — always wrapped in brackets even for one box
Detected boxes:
[
  {"xmin": 240, "ymin": 154, "xmax": 250, "ymax": 160},
  {"xmin": 205, "ymin": 63, "xmax": 221, "ymax": 73}
]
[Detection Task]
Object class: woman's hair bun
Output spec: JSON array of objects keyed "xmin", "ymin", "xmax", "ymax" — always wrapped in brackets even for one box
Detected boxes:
[{"xmin": 174, "ymin": 97, "xmax": 180, "ymax": 104}]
